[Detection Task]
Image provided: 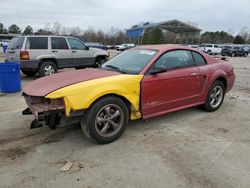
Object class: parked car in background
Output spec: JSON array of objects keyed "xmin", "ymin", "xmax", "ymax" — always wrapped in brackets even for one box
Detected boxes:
[
  {"xmin": 5, "ymin": 35, "xmax": 109, "ymax": 77},
  {"xmin": 198, "ymin": 44, "xmax": 221, "ymax": 55},
  {"xmin": 243, "ymin": 45, "xmax": 250, "ymax": 53},
  {"xmin": 22, "ymin": 45, "xmax": 235, "ymax": 144},
  {"xmin": 221, "ymin": 46, "xmax": 248, "ymax": 57},
  {"xmin": 85, "ymin": 42, "xmax": 108, "ymax": 51},
  {"xmin": 188, "ymin": 45, "xmax": 199, "ymax": 49},
  {"xmin": 115, "ymin": 43, "xmax": 135, "ymax": 51},
  {"xmin": 106, "ymin": 45, "xmax": 116, "ymax": 49},
  {"xmin": 221, "ymin": 46, "xmax": 233, "ymax": 56}
]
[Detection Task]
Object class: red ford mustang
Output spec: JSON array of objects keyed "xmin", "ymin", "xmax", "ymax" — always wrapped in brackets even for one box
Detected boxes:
[{"xmin": 23, "ymin": 45, "xmax": 235, "ymax": 144}]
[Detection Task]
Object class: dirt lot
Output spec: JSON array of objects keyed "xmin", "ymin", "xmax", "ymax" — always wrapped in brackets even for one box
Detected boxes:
[{"xmin": 0, "ymin": 50, "xmax": 250, "ymax": 188}]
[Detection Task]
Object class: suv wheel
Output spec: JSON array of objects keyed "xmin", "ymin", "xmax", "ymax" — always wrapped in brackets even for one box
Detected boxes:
[
  {"xmin": 81, "ymin": 96, "xmax": 129, "ymax": 144},
  {"xmin": 244, "ymin": 52, "xmax": 248, "ymax": 57},
  {"xmin": 232, "ymin": 52, "xmax": 236, "ymax": 57},
  {"xmin": 38, "ymin": 61, "xmax": 57, "ymax": 77},
  {"xmin": 95, "ymin": 57, "xmax": 106, "ymax": 67},
  {"xmin": 204, "ymin": 81, "xmax": 225, "ymax": 112},
  {"xmin": 207, "ymin": 50, "xmax": 212, "ymax": 55},
  {"xmin": 21, "ymin": 70, "xmax": 37, "ymax": 77}
]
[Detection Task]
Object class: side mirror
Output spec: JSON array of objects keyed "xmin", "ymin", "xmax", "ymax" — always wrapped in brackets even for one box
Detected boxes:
[{"xmin": 149, "ymin": 67, "xmax": 167, "ymax": 75}]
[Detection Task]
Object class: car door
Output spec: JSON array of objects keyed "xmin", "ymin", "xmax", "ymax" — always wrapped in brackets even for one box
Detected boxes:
[
  {"xmin": 50, "ymin": 37, "xmax": 72, "ymax": 68},
  {"xmin": 67, "ymin": 38, "xmax": 96, "ymax": 67},
  {"xmin": 141, "ymin": 50, "xmax": 203, "ymax": 119}
]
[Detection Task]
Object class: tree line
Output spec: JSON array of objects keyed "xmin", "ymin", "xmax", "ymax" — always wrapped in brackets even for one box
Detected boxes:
[{"xmin": 1, "ymin": 22, "xmax": 250, "ymax": 45}]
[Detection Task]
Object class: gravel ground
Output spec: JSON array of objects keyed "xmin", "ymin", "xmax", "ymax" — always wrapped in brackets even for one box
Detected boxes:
[{"xmin": 0, "ymin": 51, "xmax": 250, "ymax": 188}]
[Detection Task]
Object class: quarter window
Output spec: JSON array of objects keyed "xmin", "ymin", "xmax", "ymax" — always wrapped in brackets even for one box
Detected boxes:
[
  {"xmin": 153, "ymin": 50, "xmax": 194, "ymax": 71},
  {"xmin": 26, "ymin": 37, "xmax": 48, "ymax": 49},
  {"xmin": 67, "ymin": 38, "xmax": 86, "ymax": 50},
  {"xmin": 51, "ymin": 37, "xmax": 69, "ymax": 49},
  {"xmin": 192, "ymin": 52, "xmax": 207, "ymax": 66}
]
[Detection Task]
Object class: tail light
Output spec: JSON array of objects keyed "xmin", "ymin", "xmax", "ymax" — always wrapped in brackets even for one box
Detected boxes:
[{"xmin": 20, "ymin": 51, "xmax": 29, "ymax": 60}]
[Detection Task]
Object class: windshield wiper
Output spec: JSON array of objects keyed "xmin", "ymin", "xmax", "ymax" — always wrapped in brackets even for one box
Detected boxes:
[{"xmin": 105, "ymin": 65, "xmax": 126, "ymax": 74}]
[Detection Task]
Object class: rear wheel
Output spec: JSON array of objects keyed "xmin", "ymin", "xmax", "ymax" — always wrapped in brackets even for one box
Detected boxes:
[
  {"xmin": 81, "ymin": 96, "xmax": 129, "ymax": 144},
  {"xmin": 38, "ymin": 61, "xmax": 57, "ymax": 77},
  {"xmin": 207, "ymin": 50, "xmax": 212, "ymax": 55},
  {"xmin": 244, "ymin": 52, "xmax": 248, "ymax": 57},
  {"xmin": 232, "ymin": 52, "xmax": 236, "ymax": 57},
  {"xmin": 21, "ymin": 70, "xmax": 37, "ymax": 76},
  {"xmin": 204, "ymin": 81, "xmax": 225, "ymax": 112}
]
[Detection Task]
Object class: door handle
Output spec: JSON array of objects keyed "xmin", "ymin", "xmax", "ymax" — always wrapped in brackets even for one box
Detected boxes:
[
  {"xmin": 72, "ymin": 50, "xmax": 77, "ymax": 53},
  {"xmin": 190, "ymin": 73, "xmax": 198, "ymax": 76},
  {"xmin": 52, "ymin": 50, "xmax": 58, "ymax": 53}
]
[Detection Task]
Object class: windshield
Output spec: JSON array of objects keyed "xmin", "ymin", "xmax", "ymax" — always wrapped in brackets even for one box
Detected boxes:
[
  {"xmin": 102, "ymin": 49, "xmax": 157, "ymax": 74},
  {"xmin": 7, "ymin": 37, "xmax": 24, "ymax": 50}
]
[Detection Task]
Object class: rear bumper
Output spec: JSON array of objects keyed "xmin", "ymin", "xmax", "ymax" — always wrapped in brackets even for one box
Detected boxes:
[
  {"xmin": 5, "ymin": 59, "xmax": 40, "ymax": 71},
  {"xmin": 20, "ymin": 60, "xmax": 40, "ymax": 71}
]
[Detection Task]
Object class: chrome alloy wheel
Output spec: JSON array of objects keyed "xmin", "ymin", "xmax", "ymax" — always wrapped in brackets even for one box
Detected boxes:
[
  {"xmin": 94, "ymin": 104, "xmax": 124, "ymax": 137},
  {"xmin": 209, "ymin": 86, "xmax": 223, "ymax": 108},
  {"xmin": 44, "ymin": 65, "xmax": 55, "ymax": 75}
]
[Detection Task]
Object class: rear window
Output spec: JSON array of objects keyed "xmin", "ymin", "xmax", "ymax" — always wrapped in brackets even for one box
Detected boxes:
[
  {"xmin": 7, "ymin": 37, "xmax": 24, "ymax": 50},
  {"xmin": 26, "ymin": 37, "xmax": 48, "ymax": 49},
  {"xmin": 51, "ymin": 37, "xmax": 69, "ymax": 49}
]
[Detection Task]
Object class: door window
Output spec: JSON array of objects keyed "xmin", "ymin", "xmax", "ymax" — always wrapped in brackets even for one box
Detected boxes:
[
  {"xmin": 67, "ymin": 38, "xmax": 87, "ymax": 50},
  {"xmin": 152, "ymin": 50, "xmax": 194, "ymax": 71},
  {"xmin": 51, "ymin": 37, "xmax": 69, "ymax": 49}
]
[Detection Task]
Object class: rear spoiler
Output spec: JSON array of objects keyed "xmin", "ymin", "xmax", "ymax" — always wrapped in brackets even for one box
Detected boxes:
[{"xmin": 213, "ymin": 56, "xmax": 229, "ymax": 61}]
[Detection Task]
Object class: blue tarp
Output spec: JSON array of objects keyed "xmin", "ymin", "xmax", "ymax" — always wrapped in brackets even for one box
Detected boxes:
[{"xmin": 126, "ymin": 28, "xmax": 144, "ymax": 37}]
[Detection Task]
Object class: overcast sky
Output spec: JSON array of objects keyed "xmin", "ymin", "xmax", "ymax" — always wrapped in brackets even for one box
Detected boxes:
[{"xmin": 0, "ymin": 0, "xmax": 249, "ymax": 33}]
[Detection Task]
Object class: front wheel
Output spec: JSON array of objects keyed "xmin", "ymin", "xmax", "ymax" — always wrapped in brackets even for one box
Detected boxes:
[
  {"xmin": 81, "ymin": 96, "xmax": 129, "ymax": 144},
  {"xmin": 204, "ymin": 81, "xmax": 225, "ymax": 112},
  {"xmin": 95, "ymin": 57, "xmax": 106, "ymax": 67},
  {"xmin": 244, "ymin": 53, "xmax": 248, "ymax": 57}
]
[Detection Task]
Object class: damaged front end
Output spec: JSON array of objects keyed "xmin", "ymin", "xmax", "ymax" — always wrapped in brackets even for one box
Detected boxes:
[{"xmin": 22, "ymin": 94, "xmax": 82, "ymax": 129}]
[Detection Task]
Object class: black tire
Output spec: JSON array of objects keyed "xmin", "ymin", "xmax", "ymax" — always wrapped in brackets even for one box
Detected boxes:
[
  {"xmin": 204, "ymin": 81, "xmax": 225, "ymax": 112},
  {"xmin": 207, "ymin": 50, "xmax": 212, "ymax": 55},
  {"xmin": 81, "ymin": 96, "xmax": 129, "ymax": 144},
  {"xmin": 21, "ymin": 70, "xmax": 37, "ymax": 76},
  {"xmin": 95, "ymin": 57, "xmax": 106, "ymax": 68},
  {"xmin": 38, "ymin": 61, "xmax": 57, "ymax": 77},
  {"xmin": 232, "ymin": 52, "xmax": 236, "ymax": 57},
  {"xmin": 244, "ymin": 53, "xmax": 248, "ymax": 57}
]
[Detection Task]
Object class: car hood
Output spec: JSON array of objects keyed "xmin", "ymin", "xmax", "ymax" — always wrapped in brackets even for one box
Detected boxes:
[{"xmin": 23, "ymin": 68, "xmax": 121, "ymax": 97}]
